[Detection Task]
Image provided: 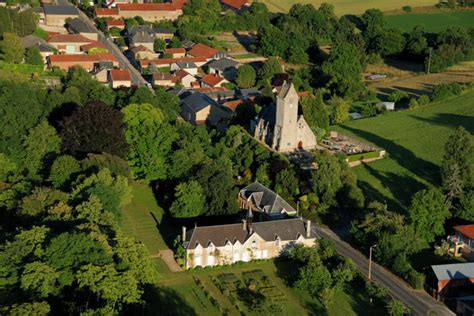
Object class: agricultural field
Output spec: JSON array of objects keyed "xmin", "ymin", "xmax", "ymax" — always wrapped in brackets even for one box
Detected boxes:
[
  {"xmin": 333, "ymin": 90, "xmax": 474, "ymax": 211},
  {"xmin": 259, "ymin": 0, "xmax": 436, "ymax": 15},
  {"xmin": 385, "ymin": 11, "xmax": 474, "ymax": 32}
]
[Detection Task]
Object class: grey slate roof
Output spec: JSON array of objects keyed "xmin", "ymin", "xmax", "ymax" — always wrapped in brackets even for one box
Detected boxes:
[
  {"xmin": 185, "ymin": 218, "xmax": 315, "ymax": 249},
  {"xmin": 67, "ymin": 18, "xmax": 95, "ymax": 33},
  {"xmin": 257, "ymin": 104, "xmax": 276, "ymax": 126},
  {"xmin": 204, "ymin": 88, "xmax": 261, "ymax": 102},
  {"xmin": 207, "ymin": 57, "xmax": 239, "ymax": 72},
  {"xmin": 21, "ymin": 35, "xmax": 55, "ymax": 52},
  {"xmin": 240, "ymin": 182, "xmax": 297, "ymax": 215},
  {"xmin": 168, "ymin": 87, "xmax": 191, "ymax": 99},
  {"xmin": 181, "ymin": 92, "xmax": 216, "ymax": 113},
  {"xmin": 174, "ymin": 61, "xmax": 197, "ymax": 69},
  {"xmin": 154, "ymin": 28, "xmax": 173, "ymax": 34},
  {"xmin": 431, "ymin": 263, "xmax": 474, "ymax": 281},
  {"xmin": 129, "ymin": 26, "xmax": 155, "ymax": 43},
  {"xmin": 43, "ymin": 5, "xmax": 79, "ymax": 16}
]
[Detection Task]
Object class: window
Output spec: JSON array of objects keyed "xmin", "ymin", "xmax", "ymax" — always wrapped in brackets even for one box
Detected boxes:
[
  {"xmin": 275, "ymin": 237, "xmax": 280, "ymax": 248},
  {"xmin": 252, "ymin": 240, "xmax": 257, "ymax": 250}
]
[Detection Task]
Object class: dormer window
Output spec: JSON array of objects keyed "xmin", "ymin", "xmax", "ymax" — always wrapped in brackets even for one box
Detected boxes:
[
  {"xmin": 275, "ymin": 237, "xmax": 280, "ymax": 247},
  {"xmin": 208, "ymin": 242, "xmax": 215, "ymax": 253}
]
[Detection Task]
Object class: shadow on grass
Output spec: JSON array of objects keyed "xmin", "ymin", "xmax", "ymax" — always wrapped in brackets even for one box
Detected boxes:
[
  {"xmin": 339, "ymin": 126, "xmax": 440, "ymax": 187},
  {"xmin": 127, "ymin": 285, "xmax": 196, "ymax": 316},
  {"xmin": 409, "ymin": 113, "xmax": 474, "ymax": 135},
  {"xmin": 305, "ymin": 301, "xmax": 328, "ymax": 316}
]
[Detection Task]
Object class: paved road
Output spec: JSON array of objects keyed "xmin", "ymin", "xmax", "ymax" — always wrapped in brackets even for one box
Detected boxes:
[
  {"xmin": 313, "ymin": 225, "xmax": 454, "ymax": 316},
  {"xmin": 60, "ymin": 0, "xmax": 148, "ymax": 86}
]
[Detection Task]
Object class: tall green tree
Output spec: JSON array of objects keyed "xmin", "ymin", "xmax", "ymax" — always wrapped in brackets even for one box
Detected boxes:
[
  {"xmin": 328, "ymin": 95, "xmax": 350, "ymax": 124},
  {"xmin": 236, "ymin": 64, "xmax": 256, "ymax": 88},
  {"xmin": 48, "ymin": 155, "xmax": 81, "ymax": 189},
  {"xmin": 259, "ymin": 57, "xmax": 283, "ymax": 81},
  {"xmin": 24, "ymin": 46, "xmax": 43, "ymax": 65},
  {"xmin": 300, "ymin": 93, "xmax": 329, "ymax": 137},
  {"xmin": 312, "ymin": 152, "xmax": 343, "ymax": 206},
  {"xmin": 1, "ymin": 32, "xmax": 23, "ymax": 64},
  {"xmin": 170, "ymin": 180, "xmax": 205, "ymax": 218},
  {"xmin": 122, "ymin": 103, "xmax": 177, "ymax": 181},
  {"xmin": 408, "ymin": 189, "xmax": 450, "ymax": 243}
]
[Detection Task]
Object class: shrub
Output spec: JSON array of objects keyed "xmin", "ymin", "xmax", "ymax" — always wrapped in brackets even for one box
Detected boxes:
[
  {"xmin": 366, "ymin": 53, "xmax": 383, "ymax": 65},
  {"xmin": 417, "ymin": 94, "xmax": 430, "ymax": 105},
  {"xmin": 402, "ymin": 5, "xmax": 412, "ymax": 12},
  {"xmin": 408, "ymin": 270, "xmax": 425, "ymax": 290},
  {"xmin": 388, "ymin": 90, "xmax": 409, "ymax": 103},
  {"xmin": 408, "ymin": 98, "xmax": 419, "ymax": 109},
  {"xmin": 431, "ymin": 82, "xmax": 463, "ymax": 102}
]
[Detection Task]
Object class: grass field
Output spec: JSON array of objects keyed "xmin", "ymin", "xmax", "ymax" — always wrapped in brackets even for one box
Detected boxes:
[
  {"xmin": 385, "ymin": 11, "xmax": 474, "ymax": 32},
  {"xmin": 333, "ymin": 90, "xmax": 474, "ymax": 211},
  {"xmin": 259, "ymin": 0, "xmax": 436, "ymax": 15}
]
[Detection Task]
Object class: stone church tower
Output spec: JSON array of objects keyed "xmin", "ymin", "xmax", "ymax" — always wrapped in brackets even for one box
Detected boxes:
[{"xmin": 252, "ymin": 81, "xmax": 317, "ymax": 152}]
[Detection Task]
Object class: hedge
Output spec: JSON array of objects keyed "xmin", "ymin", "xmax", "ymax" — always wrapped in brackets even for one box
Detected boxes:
[
  {"xmin": 0, "ymin": 63, "xmax": 44, "ymax": 74},
  {"xmin": 346, "ymin": 151, "xmax": 380, "ymax": 162}
]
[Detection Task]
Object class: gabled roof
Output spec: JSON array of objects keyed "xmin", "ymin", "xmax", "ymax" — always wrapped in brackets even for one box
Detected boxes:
[
  {"xmin": 43, "ymin": 5, "xmax": 79, "ymax": 16},
  {"xmin": 455, "ymin": 225, "xmax": 474, "ymax": 240},
  {"xmin": 172, "ymin": 61, "xmax": 197, "ymax": 69},
  {"xmin": 277, "ymin": 81, "xmax": 296, "ymax": 99},
  {"xmin": 140, "ymin": 57, "xmax": 206, "ymax": 67},
  {"xmin": 49, "ymin": 53, "xmax": 117, "ymax": 63},
  {"xmin": 221, "ymin": 0, "xmax": 248, "ymax": 10},
  {"xmin": 185, "ymin": 218, "xmax": 314, "ymax": 249},
  {"xmin": 118, "ymin": 3, "xmax": 178, "ymax": 11},
  {"xmin": 110, "ymin": 69, "xmax": 131, "ymax": 81},
  {"xmin": 153, "ymin": 73, "xmax": 179, "ymax": 83},
  {"xmin": 48, "ymin": 34, "xmax": 93, "ymax": 43},
  {"xmin": 207, "ymin": 57, "xmax": 239, "ymax": 72},
  {"xmin": 181, "ymin": 92, "xmax": 215, "ymax": 113},
  {"xmin": 240, "ymin": 182, "xmax": 297, "ymax": 215},
  {"xmin": 80, "ymin": 41, "xmax": 107, "ymax": 51},
  {"xmin": 129, "ymin": 26, "xmax": 155, "ymax": 43},
  {"xmin": 131, "ymin": 45, "xmax": 154, "ymax": 54},
  {"xmin": 95, "ymin": 8, "xmax": 119, "ymax": 16},
  {"xmin": 201, "ymin": 73, "xmax": 225, "ymax": 87},
  {"xmin": 67, "ymin": 18, "xmax": 95, "ymax": 33},
  {"xmin": 106, "ymin": 19, "xmax": 125, "ymax": 27},
  {"xmin": 164, "ymin": 48, "xmax": 186, "ymax": 54},
  {"xmin": 174, "ymin": 69, "xmax": 193, "ymax": 79},
  {"xmin": 431, "ymin": 263, "xmax": 474, "ymax": 281},
  {"xmin": 187, "ymin": 43, "xmax": 219, "ymax": 59},
  {"xmin": 21, "ymin": 35, "xmax": 55, "ymax": 52}
]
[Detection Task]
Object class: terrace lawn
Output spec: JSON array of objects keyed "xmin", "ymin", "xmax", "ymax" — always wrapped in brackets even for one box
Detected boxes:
[
  {"xmin": 333, "ymin": 90, "xmax": 474, "ymax": 211},
  {"xmin": 385, "ymin": 11, "xmax": 474, "ymax": 32},
  {"xmin": 259, "ymin": 0, "xmax": 436, "ymax": 15}
]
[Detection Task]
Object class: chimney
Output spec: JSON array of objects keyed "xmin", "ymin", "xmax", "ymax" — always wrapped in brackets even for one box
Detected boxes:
[
  {"xmin": 242, "ymin": 219, "xmax": 247, "ymax": 230},
  {"xmin": 306, "ymin": 220, "xmax": 311, "ymax": 238},
  {"xmin": 182, "ymin": 226, "xmax": 187, "ymax": 241}
]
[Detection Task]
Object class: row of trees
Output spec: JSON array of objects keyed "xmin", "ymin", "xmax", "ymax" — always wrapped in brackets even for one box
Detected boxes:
[{"xmin": 0, "ymin": 7, "xmax": 37, "ymax": 37}]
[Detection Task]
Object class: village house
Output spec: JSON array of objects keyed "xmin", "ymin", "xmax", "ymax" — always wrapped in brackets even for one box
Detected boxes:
[
  {"xmin": 43, "ymin": 5, "xmax": 79, "ymax": 27},
  {"xmin": 154, "ymin": 28, "xmax": 174, "ymax": 41},
  {"xmin": 170, "ymin": 61, "xmax": 198, "ymax": 75},
  {"xmin": 116, "ymin": 2, "xmax": 183, "ymax": 21},
  {"xmin": 174, "ymin": 69, "xmax": 196, "ymax": 88},
  {"xmin": 201, "ymin": 73, "xmax": 228, "ymax": 88},
  {"xmin": 128, "ymin": 25, "xmax": 155, "ymax": 51},
  {"xmin": 427, "ymin": 262, "xmax": 474, "ymax": 301},
  {"xmin": 47, "ymin": 53, "xmax": 118, "ymax": 71},
  {"xmin": 182, "ymin": 217, "xmax": 316, "ymax": 268},
  {"xmin": 80, "ymin": 41, "xmax": 108, "ymax": 54},
  {"xmin": 95, "ymin": 8, "xmax": 119, "ymax": 18},
  {"xmin": 449, "ymin": 225, "xmax": 474, "ymax": 261},
  {"xmin": 91, "ymin": 61, "xmax": 114, "ymax": 84},
  {"xmin": 140, "ymin": 57, "xmax": 206, "ymax": 70},
  {"xmin": 164, "ymin": 47, "xmax": 186, "ymax": 58},
  {"xmin": 130, "ymin": 45, "xmax": 156, "ymax": 60},
  {"xmin": 207, "ymin": 57, "xmax": 240, "ymax": 81},
  {"xmin": 109, "ymin": 69, "xmax": 132, "ymax": 88},
  {"xmin": 152, "ymin": 73, "xmax": 179, "ymax": 87},
  {"xmin": 180, "ymin": 92, "xmax": 231, "ymax": 128},
  {"xmin": 21, "ymin": 35, "xmax": 55, "ymax": 64},
  {"xmin": 238, "ymin": 182, "xmax": 297, "ymax": 219},
  {"xmin": 48, "ymin": 34, "xmax": 95, "ymax": 54},
  {"xmin": 252, "ymin": 81, "xmax": 317, "ymax": 152},
  {"xmin": 220, "ymin": 0, "xmax": 250, "ymax": 12},
  {"xmin": 187, "ymin": 43, "xmax": 225, "ymax": 60},
  {"xmin": 67, "ymin": 18, "xmax": 98, "ymax": 41},
  {"xmin": 106, "ymin": 19, "xmax": 125, "ymax": 30}
]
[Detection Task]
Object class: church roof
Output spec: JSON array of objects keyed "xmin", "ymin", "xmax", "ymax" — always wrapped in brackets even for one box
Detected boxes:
[
  {"xmin": 257, "ymin": 104, "xmax": 276, "ymax": 127},
  {"xmin": 239, "ymin": 182, "xmax": 297, "ymax": 215},
  {"xmin": 278, "ymin": 81, "xmax": 294, "ymax": 99}
]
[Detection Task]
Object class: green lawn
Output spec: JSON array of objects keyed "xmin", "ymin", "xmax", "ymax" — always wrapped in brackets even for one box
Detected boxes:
[
  {"xmin": 333, "ymin": 90, "xmax": 474, "ymax": 211},
  {"xmin": 260, "ymin": 0, "xmax": 436, "ymax": 15},
  {"xmin": 385, "ymin": 11, "xmax": 474, "ymax": 32}
]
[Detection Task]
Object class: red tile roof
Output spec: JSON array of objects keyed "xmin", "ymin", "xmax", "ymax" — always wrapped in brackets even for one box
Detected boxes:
[
  {"xmin": 117, "ymin": 3, "xmax": 177, "ymax": 11},
  {"xmin": 153, "ymin": 73, "xmax": 179, "ymax": 83},
  {"xmin": 110, "ymin": 69, "xmax": 131, "ymax": 81},
  {"xmin": 201, "ymin": 73, "xmax": 225, "ymax": 87},
  {"xmin": 187, "ymin": 43, "xmax": 219, "ymax": 59},
  {"xmin": 174, "ymin": 69, "xmax": 192, "ymax": 79},
  {"xmin": 164, "ymin": 48, "xmax": 186, "ymax": 54},
  {"xmin": 221, "ymin": 0, "xmax": 248, "ymax": 10},
  {"xmin": 95, "ymin": 8, "xmax": 119, "ymax": 16},
  {"xmin": 223, "ymin": 99, "xmax": 243, "ymax": 111},
  {"xmin": 49, "ymin": 53, "xmax": 117, "ymax": 63},
  {"xmin": 191, "ymin": 81, "xmax": 200, "ymax": 88},
  {"xmin": 106, "ymin": 19, "xmax": 125, "ymax": 27},
  {"xmin": 80, "ymin": 41, "xmax": 107, "ymax": 51},
  {"xmin": 139, "ymin": 56, "xmax": 206, "ymax": 66},
  {"xmin": 195, "ymin": 87, "xmax": 227, "ymax": 92},
  {"xmin": 455, "ymin": 225, "xmax": 474, "ymax": 240},
  {"xmin": 172, "ymin": 0, "xmax": 187, "ymax": 9},
  {"xmin": 297, "ymin": 91, "xmax": 310, "ymax": 98},
  {"xmin": 48, "ymin": 34, "xmax": 93, "ymax": 43}
]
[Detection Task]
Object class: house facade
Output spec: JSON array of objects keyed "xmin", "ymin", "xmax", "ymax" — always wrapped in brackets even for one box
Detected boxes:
[
  {"xmin": 428, "ymin": 263, "xmax": 474, "ymax": 300},
  {"xmin": 251, "ymin": 82, "xmax": 317, "ymax": 152},
  {"xmin": 238, "ymin": 182, "xmax": 297, "ymax": 219},
  {"xmin": 449, "ymin": 225, "xmax": 474, "ymax": 261},
  {"xmin": 207, "ymin": 57, "xmax": 240, "ymax": 81},
  {"xmin": 48, "ymin": 34, "xmax": 94, "ymax": 54},
  {"xmin": 182, "ymin": 218, "xmax": 316, "ymax": 269},
  {"xmin": 43, "ymin": 5, "xmax": 79, "ymax": 26}
]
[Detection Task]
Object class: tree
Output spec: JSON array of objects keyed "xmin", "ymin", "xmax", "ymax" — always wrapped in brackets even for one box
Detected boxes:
[
  {"xmin": 24, "ymin": 46, "xmax": 43, "ymax": 65},
  {"xmin": 441, "ymin": 126, "xmax": 473, "ymax": 201},
  {"xmin": 169, "ymin": 37, "xmax": 182, "ymax": 48},
  {"xmin": 259, "ymin": 57, "xmax": 282, "ymax": 81},
  {"xmin": 59, "ymin": 101, "xmax": 128, "ymax": 158},
  {"xmin": 1, "ymin": 32, "xmax": 23, "ymax": 64},
  {"xmin": 322, "ymin": 43, "xmax": 363, "ymax": 97},
  {"xmin": 295, "ymin": 263, "xmax": 332, "ymax": 298},
  {"xmin": 374, "ymin": 28, "xmax": 406, "ymax": 56},
  {"xmin": 48, "ymin": 155, "xmax": 81, "ymax": 189},
  {"xmin": 328, "ymin": 95, "xmax": 350, "ymax": 124},
  {"xmin": 300, "ymin": 93, "xmax": 329, "ymax": 137},
  {"xmin": 312, "ymin": 152, "xmax": 343, "ymax": 206},
  {"xmin": 7, "ymin": 301, "xmax": 50, "ymax": 316},
  {"xmin": 20, "ymin": 262, "xmax": 60, "ymax": 298},
  {"xmin": 408, "ymin": 189, "xmax": 450, "ymax": 243},
  {"xmin": 361, "ymin": 8, "xmax": 386, "ymax": 45},
  {"xmin": 170, "ymin": 180, "xmax": 205, "ymax": 218},
  {"xmin": 122, "ymin": 103, "xmax": 177, "ymax": 181},
  {"xmin": 406, "ymin": 26, "xmax": 428, "ymax": 57},
  {"xmin": 153, "ymin": 38, "xmax": 166, "ymax": 52},
  {"xmin": 23, "ymin": 121, "xmax": 61, "ymax": 179},
  {"xmin": 0, "ymin": 153, "xmax": 17, "ymax": 181},
  {"xmin": 14, "ymin": 9, "xmax": 38, "ymax": 37},
  {"xmin": 386, "ymin": 299, "xmax": 406, "ymax": 316},
  {"xmin": 236, "ymin": 64, "xmax": 256, "ymax": 88}
]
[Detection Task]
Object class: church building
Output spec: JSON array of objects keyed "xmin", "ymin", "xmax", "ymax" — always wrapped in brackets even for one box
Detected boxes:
[{"xmin": 251, "ymin": 82, "xmax": 317, "ymax": 152}]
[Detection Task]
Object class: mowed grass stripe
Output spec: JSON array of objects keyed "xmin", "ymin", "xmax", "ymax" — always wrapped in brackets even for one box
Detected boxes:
[
  {"xmin": 333, "ymin": 90, "xmax": 474, "ymax": 210},
  {"xmin": 385, "ymin": 11, "xmax": 474, "ymax": 32}
]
